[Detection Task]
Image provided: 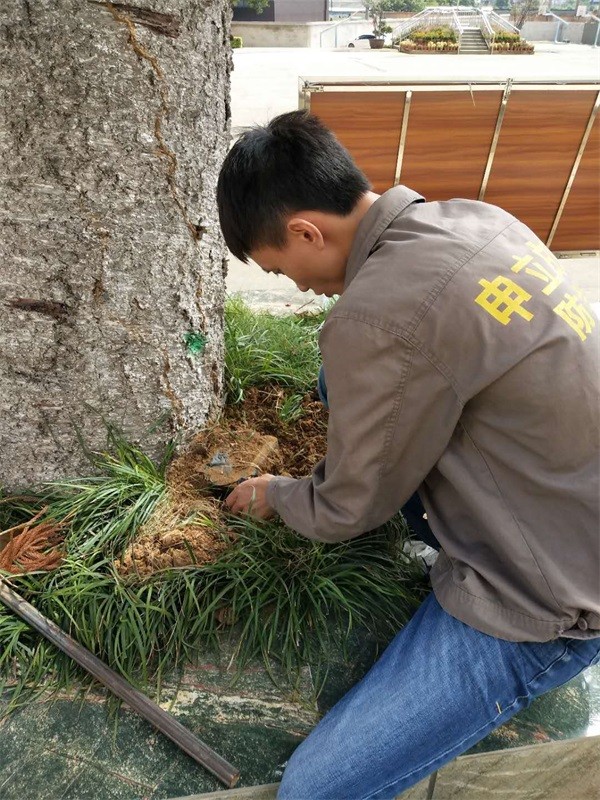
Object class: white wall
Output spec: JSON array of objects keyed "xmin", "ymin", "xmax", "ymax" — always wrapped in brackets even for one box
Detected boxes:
[
  {"xmin": 521, "ymin": 20, "xmax": 587, "ymax": 43},
  {"xmin": 232, "ymin": 19, "xmax": 593, "ymax": 48},
  {"xmin": 231, "ymin": 20, "xmax": 374, "ymax": 48}
]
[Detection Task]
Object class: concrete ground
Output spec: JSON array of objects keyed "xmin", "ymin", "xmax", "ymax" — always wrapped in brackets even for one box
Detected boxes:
[
  {"xmin": 231, "ymin": 42, "xmax": 600, "ymax": 129},
  {"xmin": 226, "ymin": 43, "xmax": 599, "ymax": 314}
]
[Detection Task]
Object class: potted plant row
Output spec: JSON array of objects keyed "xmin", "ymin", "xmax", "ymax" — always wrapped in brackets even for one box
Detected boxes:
[
  {"xmin": 490, "ymin": 39, "xmax": 534, "ymax": 53},
  {"xmin": 396, "ymin": 26, "xmax": 458, "ymax": 54},
  {"xmin": 398, "ymin": 39, "xmax": 459, "ymax": 52}
]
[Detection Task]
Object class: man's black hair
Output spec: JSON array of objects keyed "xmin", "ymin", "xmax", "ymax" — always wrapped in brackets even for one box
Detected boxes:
[{"xmin": 217, "ymin": 110, "xmax": 371, "ymax": 263}]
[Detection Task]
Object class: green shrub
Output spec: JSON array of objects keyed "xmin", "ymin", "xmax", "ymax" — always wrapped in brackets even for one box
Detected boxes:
[
  {"xmin": 493, "ymin": 31, "xmax": 520, "ymax": 42},
  {"xmin": 411, "ymin": 26, "xmax": 457, "ymax": 43},
  {"xmin": 230, "ymin": 35, "xmax": 243, "ymax": 49},
  {"xmin": 0, "ymin": 435, "xmax": 425, "ymax": 708}
]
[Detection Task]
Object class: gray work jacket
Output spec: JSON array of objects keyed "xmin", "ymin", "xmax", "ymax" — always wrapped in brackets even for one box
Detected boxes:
[{"xmin": 267, "ymin": 186, "xmax": 600, "ymax": 642}]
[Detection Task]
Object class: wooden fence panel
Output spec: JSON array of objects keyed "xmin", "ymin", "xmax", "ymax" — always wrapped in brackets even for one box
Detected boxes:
[
  {"xmin": 304, "ymin": 82, "xmax": 599, "ymax": 251},
  {"xmin": 551, "ymin": 115, "xmax": 600, "ymax": 252},
  {"xmin": 483, "ymin": 90, "xmax": 598, "ymax": 245},
  {"xmin": 400, "ymin": 90, "xmax": 502, "ymax": 201},
  {"xmin": 309, "ymin": 91, "xmax": 405, "ymax": 194}
]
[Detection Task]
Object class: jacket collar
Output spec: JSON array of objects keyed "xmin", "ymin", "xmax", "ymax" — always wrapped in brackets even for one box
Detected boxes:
[{"xmin": 344, "ymin": 185, "xmax": 425, "ymax": 290}]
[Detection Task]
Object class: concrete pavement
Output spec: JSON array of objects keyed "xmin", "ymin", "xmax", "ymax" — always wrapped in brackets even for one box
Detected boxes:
[{"xmin": 231, "ymin": 42, "xmax": 600, "ymax": 129}]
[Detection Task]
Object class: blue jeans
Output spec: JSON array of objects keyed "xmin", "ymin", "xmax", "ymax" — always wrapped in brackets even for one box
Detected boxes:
[
  {"xmin": 277, "ymin": 368, "xmax": 600, "ymax": 798},
  {"xmin": 277, "ymin": 593, "xmax": 600, "ymax": 799}
]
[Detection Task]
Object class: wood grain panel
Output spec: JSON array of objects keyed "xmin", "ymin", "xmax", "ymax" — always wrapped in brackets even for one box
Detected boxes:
[
  {"xmin": 400, "ymin": 90, "xmax": 502, "ymax": 201},
  {"xmin": 551, "ymin": 114, "xmax": 600, "ymax": 251},
  {"xmin": 309, "ymin": 92, "xmax": 404, "ymax": 194},
  {"xmin": 483, "ymin": 91, "xmax": 598, "ymax": 244}
]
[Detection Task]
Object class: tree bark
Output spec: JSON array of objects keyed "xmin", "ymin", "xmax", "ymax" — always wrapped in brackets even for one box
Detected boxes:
[{"xmin": 0, "ymin": 0, "xmax": 232, "ymax": 488}]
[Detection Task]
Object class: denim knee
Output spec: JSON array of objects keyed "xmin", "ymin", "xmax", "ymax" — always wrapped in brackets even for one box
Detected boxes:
[
  {"xmin": 276, "ymin": 734, "xmax": 339, "ymax": 800},
  {"xmin": 277, "ymin": 743, "xmax": 311, "ymax": 799}
]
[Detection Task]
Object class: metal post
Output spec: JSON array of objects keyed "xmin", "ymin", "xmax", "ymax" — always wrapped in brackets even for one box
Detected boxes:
[
  {"xmin": 479, "ymin": 79, "xmax": 512, "ymax": 201},
  {"xmin": 426, "ymin": 769, "xmax": 438, "ymax": 799},
  {"xmin": 0, "ymin": 580, "xmax": 240, "ymax": 788},
  {"xmin": 394, "ymin": 91, "xmax": 412, "ymax": 186},
  {"xmin": 545, "ymin": 12, "xmax": 569, "ymax": 44},
  {"xmin": 590, "ymin": 14, "xmax": 600, "ymax": 47}
]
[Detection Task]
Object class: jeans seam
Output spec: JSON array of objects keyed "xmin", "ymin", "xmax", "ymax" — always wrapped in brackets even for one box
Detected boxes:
[{"xmin": 362, "ymin": 642, "xmax": 572, "ymax": 800}]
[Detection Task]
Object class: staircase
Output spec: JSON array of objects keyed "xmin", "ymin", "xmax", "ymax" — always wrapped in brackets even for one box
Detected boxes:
[{"xmin": 459, "ymin": 27, "xmax": 490, "ymax": 54}]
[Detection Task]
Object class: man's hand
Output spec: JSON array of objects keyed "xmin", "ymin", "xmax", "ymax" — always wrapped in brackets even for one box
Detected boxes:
[{"xmin": 225, "ymin": 474, "xmax": 276, "ymax": 519}]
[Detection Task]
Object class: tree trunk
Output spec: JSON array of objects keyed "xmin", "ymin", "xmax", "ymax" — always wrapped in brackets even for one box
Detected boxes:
[{"xmin": 0, "ymin": 0, "xmax": 232, "ymax": 488}]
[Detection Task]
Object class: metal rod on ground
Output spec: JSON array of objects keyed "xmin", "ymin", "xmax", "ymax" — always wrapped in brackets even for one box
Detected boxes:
[
  {"xmin": 0, "ymin": 579, "xmax": 240, "ymax": 789},
  {"xmin": 426, "ymin": 769, "xmax": 438, "ymax": 799}
]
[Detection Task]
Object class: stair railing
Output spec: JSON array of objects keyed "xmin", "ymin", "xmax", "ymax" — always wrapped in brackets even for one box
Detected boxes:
[
  {"xmin": 590, "ymin": 14, "xmax": 600, "ymax": 48},
  {"xmin": 319, "ymin": 9, "xmax": 365, "ymax": 48},
  {"xmin": 479, "ymin": 9, "xmax": 495, "ymax": 53},
  {"xmin": 452, "ymin": 8, "xmax": 465, "ymax": 36},
  {"xmin": 486, "ymin": 9, "xmax": 520, "ymax": 34},
  {"xmin": 391, "ymin": 7, "xmax": 480, "ymax": 43},
  {"xmin": 390, "ymin": 8, "xmax": 434, "ymax": 42},
  {"xmin": 544, "ymin": 11, "xmax": 570, "ymax": 44},
  {"xmin": 453, "ymin": 8, "xmax": 465, "ymax": 53},
  {"xmin": 392, "ymin": 6, "xmax": 512, "ymax": 47}
]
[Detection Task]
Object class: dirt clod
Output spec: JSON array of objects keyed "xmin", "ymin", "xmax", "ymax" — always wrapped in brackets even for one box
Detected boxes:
[
  {"xmin": 167, "ymin": 423, "xmax": 284, "ymax": 492},
  {"xmin": 224, "ymin": 387, "xmax": 328, "ymax": 478}
]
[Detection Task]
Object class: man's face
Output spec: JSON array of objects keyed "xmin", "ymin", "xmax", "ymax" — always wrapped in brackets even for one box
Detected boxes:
[{"xmin": 250, "ymin": 221, "xmax": 346, "ymax": 297}]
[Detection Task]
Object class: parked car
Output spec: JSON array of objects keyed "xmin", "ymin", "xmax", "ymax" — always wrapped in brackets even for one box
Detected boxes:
[
  {"xmin": 347, "ymin": 33, "xmax": 391, "ymax": 48},
  {"xmin": 347, "ymin": 34, "xmax": 376, "ymax": 49}
]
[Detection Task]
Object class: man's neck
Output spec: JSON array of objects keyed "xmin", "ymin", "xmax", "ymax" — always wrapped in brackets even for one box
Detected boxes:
[{"xmin": 339, "ymin": 191, "xmax": 380, "ymax": 269}]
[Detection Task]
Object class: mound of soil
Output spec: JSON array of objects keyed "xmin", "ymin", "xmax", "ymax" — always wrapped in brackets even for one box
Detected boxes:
[
  {"xmin": 116, "ymin": 391, "xmax": 328, "ymax": 580},
  {"xmin": 224, "ymin": 386, "xmax": 328, "ymax": 478},
  {"xmin": 115, "ymin": 495, "xmax": 230, "ymax": 580},
  {"xmin": 167, "ymin": 424, "xmax": 283, "ymax": 493}
]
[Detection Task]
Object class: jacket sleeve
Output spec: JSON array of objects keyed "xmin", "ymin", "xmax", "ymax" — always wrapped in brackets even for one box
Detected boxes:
[{"xmin": 266, "ymin": 314, "xmax": 464, "ymax": 542}]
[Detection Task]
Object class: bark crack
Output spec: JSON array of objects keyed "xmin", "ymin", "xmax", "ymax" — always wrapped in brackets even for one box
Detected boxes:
[
  {"xmin": 101, "ymin": 2, "xmax": 202, "ymax": 242},
  {"xmin": 22, "ymin": 0, "xmax": 33, "ymax": 24},
  {"xmin": 88, "ymin": 1, "xmax": 181, "ymax": 37},
  {"xmin": 7, "ymin": 298, "xmax": 69, "ymax": 322}
]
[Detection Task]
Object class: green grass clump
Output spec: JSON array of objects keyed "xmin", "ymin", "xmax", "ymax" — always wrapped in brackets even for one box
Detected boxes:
[
  {"xmin": 202, "ymin": 514, "xmax": 425, "ymax": 692},
  {"xmin": 224, "ymin": 297, "xmax": 327, "ymax": 404},
  {"xmin": 0, "ymin": 452, "xmax": 424, "ymax": 707}
]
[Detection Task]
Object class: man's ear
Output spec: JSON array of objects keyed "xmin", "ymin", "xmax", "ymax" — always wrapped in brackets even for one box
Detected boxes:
[{"xmin": 287, "ymin": 217, "xmax": 325, "ymax": 249}]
